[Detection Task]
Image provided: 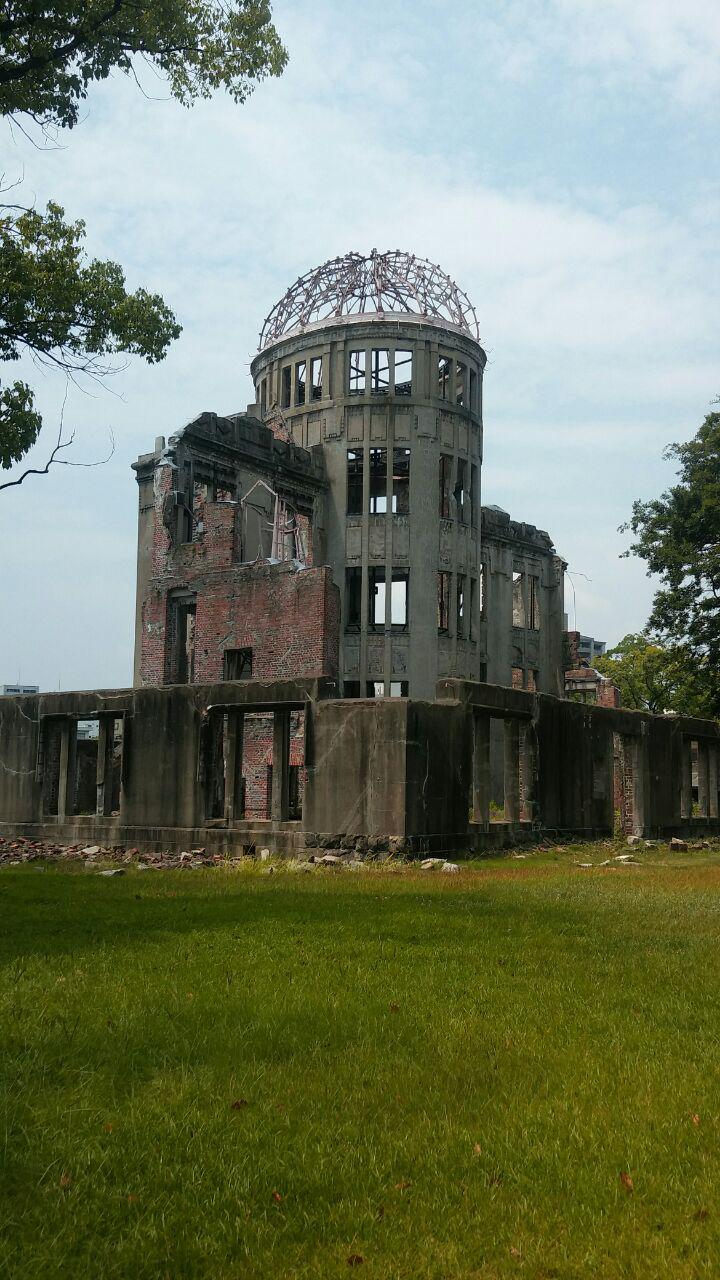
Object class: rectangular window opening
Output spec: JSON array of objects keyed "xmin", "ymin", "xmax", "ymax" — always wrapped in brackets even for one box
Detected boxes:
[
  {"xmin": 454, "ymin": 459, "xmax": 466, "ymax": 522},
  {"xmin": 169, "ymin": 594, "xmax": 197, "ymax": 684},
  {"xmin": 469, "ymin": 577, "xmax": 477, "ymax": 641},
  {"xmin": 369, "ymin": 447, "xmax": 387, "ymax": 514},
  {"xmin": 366, "ymin": 681, "xmax": 385, "ymax": 697},
  {"xmin": 469, "ymin": 368, "xmax": 478, "ymax": 412},
  {"xmin": 223, "ymin": 647, "xmax": 253, "ymax": 680},
  {"xmin": 391, "ymin": 570, "xmax": 409, "ymax": 629},
  {"xmin": 437, "ymin": 571, "xmax": 450, "ymax": 632},
  {"xmin": 512, "ymin": 571, "xmax": 526, "ymax": 628},
  {"xmin": 343, "ymin": 680, "xmax": 361, "ymax": 698},
  {"xmin": 394, "ymin": 349, "xmax": 412, "ymax": 396},
  {"xmin": 389, "ymin": 681, "xmax": 409, "ymax": 697},
  {"xmin": 369, "ymin": 566, "xmax": 386, "ymax": 630},
  {"xmin": 371, "ymin": 349, "xmax": 390, "ymax": 395},
  {"xmin": 310, "ymin": 356, "xmax": 323, "ymax": 401},
  {"xmin": 511, "ymin": 666, "xmax": 524, "ymax": 689},
  {"xmin": 281, "ymin": 366, "xmax": 291, "ymax": 409},
  {"xmin": 457, "ymin": 574, "xmax": 466, "ymax": 638},
  {"xmin": 438, "ymin": 355, "xmax": 451, "ymax": 400},
  {"xmin": 392, "ymin": 448, "xmax": 410, "ymax": 514},
  {"xmin": 348, "ymin": 350, "xmax": 366, "ymax": 395},
  {"xmin": 470, "ymin": 463, "xmax": 479, "ymax": 527},
  {"xmin": 455, "ymin": 362, "xmax": 467, "ymax": 406},
  {"xmin": 74, "ymin": 719, "xmax": 99, "ymax": 815},
  {"xmin": 345, "ymin": 567, "xmax": 362, "ymax": 630},
  {"xmin": 347, "ymin": 449, "xmax": 363, "ymax": 515},
  {"xmin": 294, "ymin": 361, "xmax": 306, "ymax": 406},
  {"xmin": 439, "ymin": 454, "xmax": 452, "ymax": 519}
]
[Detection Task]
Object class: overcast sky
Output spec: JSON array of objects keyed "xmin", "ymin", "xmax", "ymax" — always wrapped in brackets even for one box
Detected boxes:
[{"xmin": 1, "ymin": 0, "xmax": 718, "ymax": 691}]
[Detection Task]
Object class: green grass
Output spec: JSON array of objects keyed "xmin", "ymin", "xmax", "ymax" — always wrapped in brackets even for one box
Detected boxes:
[{"xmin": 3, "ymin": 850, "xmax": 720, "ymax": 1278}]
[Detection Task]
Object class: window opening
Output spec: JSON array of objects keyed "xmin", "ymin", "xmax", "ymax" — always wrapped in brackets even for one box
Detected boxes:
[
  {"xmin": 439, "ymin": 454, "xmax": 452, "ymax": 518},
  {"xmin": 74, "ymin": 719, "xmax": 99, "ymax": 815},
  {"xmin": 369, "ymin": 566, "xmax": 386, "ymax": 630},
  {"xmin": 310, "ymin": 356, "xmax": 323, "ymax": 401},
  {"xmin": 438, "ymin": 355, "xmax": 451, "ymax": 400},
  {"xmin": 392, "ymin": 448, "xmax": 410, "ymax": 514},
  {"xmin": 394, "ymin": 349, "xmax": 412, "ymax": 396},
  {"xmin": 345, "ymin": 567, "xmax": 362, "ymax": 630},
  {"xmin": 511, "ymin": 666, "xmax": 524, "ymax": 689},
  {"xmin": 170, "ymin": 594, "xmax": 196, "ymax": 684},
  {"xmin": 437, "ymin": 571, "xmax": 450, "ymax": 632},
  {"xmin": 469, "ymin": 368, "xmax": 478, "ymax": 412},
  {"xmin": 348, "ymin": 350, "xmax": 366, "ymax": 394},
  {"xmin": 512, "ymin": 571, "xmax": 525, "ymax": 628},
  {"xmin": 479, "ymin": 563, "xmax": 486, "ymax": 614},
  {"xmin": 455, "ymin": 362, "xmax": 467, "ymax": 406},
  {"xmin": 529, "ymin": 576, "xmax": 540, "ymax": 630},
  {"xmin": 281, "ymin": 366, "xmax": 291, "ymax": 408},
  {"xmin": 224, "ymin": 648, "xmax": 253, "ymax": 680},
  {"xmin": 295, "ymin": 361, "xmax": 306, "ymax": 406},
  {"xmin": 470, "ymin": 464, "xmax": 479, "ymax": 527},
  {"xmin": 260, "ymin": 378, "xmax": 267, "ymax": 415},
  {"xmin": 469, "ymin": 577, "xmax": 477, "ymax": 641},
  {"xmin": 389, "ymin": 681, "xmax": 409, "ymax": 697},
  {"xmin": 369, "ymin": 447, "xmax": 387, "ymax": 514},
  {"xmin": 371, "ymin": 349, "xmax": 390, "ymax": 395},
  {"xmin": 343, "ymin": 680, "xmax": 361, "ymax": 698},
  {"xmin": 454, "ymin": 459, "xmax": 466, "ymax": 522},
  {"xmin": 347, "ymin": 449, "xmax": 363, "ymax": 516},
  {"xmin": 367, "ymin": 681, "xmax": 384, "ymax": 697},
  {"xmin": 391, "ymin": 570, "xmax": 409, "ymax": 628},
  {"xmin": 457, "ymin": 574, "xmax": 465, "ymax": 637}
]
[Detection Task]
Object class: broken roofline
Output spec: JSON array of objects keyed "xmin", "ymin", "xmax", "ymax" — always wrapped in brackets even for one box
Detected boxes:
[{"xmin": 256, "ymin": 309, "xmax": 486, "ymax": 356}]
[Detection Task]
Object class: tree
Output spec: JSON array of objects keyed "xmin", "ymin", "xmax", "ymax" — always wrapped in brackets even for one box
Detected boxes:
[
  {"xmin": 622, "ymin": 412, "xmax": 720, "ymax": 709},
  {"xmin": 0, "ymin": 1, "xmax": 287, "ymax": 128},
  {"xmin": 0, "ymin": 1, "xmax": 287, "ymax": 486},
  {"xmin": 594, "ymin": 633, "xmax": 720, "ymax": 718}
]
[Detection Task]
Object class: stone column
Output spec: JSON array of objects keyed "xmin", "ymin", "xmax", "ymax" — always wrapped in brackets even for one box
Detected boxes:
[
  {"xmin": 96, "ymin": 716, "xmax": 115, "ymax": 816},
  {"xmin": 57, "ymin": 719, "xmax": 76, "ymax": 822},
  {"xmin": 271, "ymin": 710, "xmax": 291, "ymax": 822},
  {"xmin": 680, "ymin": 737, "xmax": 693, "ymax": 820},
  {"xmin": 503, "ymin": 719, "xmax": 520, "ymax": 824},
  {"xmin": 697, "ymin": 742, "xmax": 710, "ymax": 817},
  {"xmin": 472, "ymin": 711, "xmax": 490, "ymax": 827},
  {"xmin": 223, "ymin": 711, "xmax": 244, "ymax": 823}
]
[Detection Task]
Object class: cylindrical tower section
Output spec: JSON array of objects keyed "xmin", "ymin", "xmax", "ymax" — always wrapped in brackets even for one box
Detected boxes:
[{"xmin": 251, "ymin": 251, "xmax": 487, "ymax": 700}]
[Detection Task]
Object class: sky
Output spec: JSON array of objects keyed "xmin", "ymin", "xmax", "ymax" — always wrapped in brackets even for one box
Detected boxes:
[{"xmin": 1, "ymin": 0, "xmax": 718, "ymax": 691}]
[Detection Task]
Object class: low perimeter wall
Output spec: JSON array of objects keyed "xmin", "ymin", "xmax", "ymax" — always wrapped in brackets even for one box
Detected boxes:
[{"xmin": 1, "ymin": 679, "xmax": 719, "ymax": 855}]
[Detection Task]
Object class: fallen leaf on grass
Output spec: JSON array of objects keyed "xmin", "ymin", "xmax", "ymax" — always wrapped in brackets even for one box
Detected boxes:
[
  {"xmin": 389, "ymin": 1002, "xmax": 400, "ymax": 1013},
  {"xmin": 694, "ymin": 1208, "xmax": 710, "ymax": 1222},
  {"xmin": 59, "ymin": 1171, "xmax": 71, "ymax": 1189},
  {"xmin": 620, "ymin": 1172, "xmax": 634, "ymax": 1193},
  {"xmin": 510, "ymin": 1246, "xmax": 521, "ymax": 1258},
  {"xmin": 103, "ymin": 1122, "xmax": 113, "ymax": 1133},
  {"xmin": 473, "ymin": 1143, "xmax": 482, "ymax": 1157},
  {"xmin": 231, "ymin": 1099, "xmax": 248, "ymax": 1111},
  {"xmin": 272, "ymin": 1190, "xmax": 283, "ymax": 1204},
  {"xmin": 347, "ymin": 1255, "xmax": 364, "ymax": 1267},
  {"xmin": 691, "ymin": 1113, "xmax": 701, "ymax": 1126},
  {"xmin": 127, "ymin": 1194, "xmax": 137, "ymax": 1204},
  {"xmin": 394, "ymin": 1180, "xmax": 412, "ymax": 1191}
]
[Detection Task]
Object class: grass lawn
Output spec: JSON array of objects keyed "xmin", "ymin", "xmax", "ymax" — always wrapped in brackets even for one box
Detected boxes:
[{"xmin": 3, "ymin": 848, "xmax": 720, "ymax": 1278}]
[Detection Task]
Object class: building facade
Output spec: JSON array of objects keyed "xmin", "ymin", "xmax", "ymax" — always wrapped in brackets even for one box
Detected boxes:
[{"xmin": 133, "ymin": 251, "xmax": 566, "ymax": 703}]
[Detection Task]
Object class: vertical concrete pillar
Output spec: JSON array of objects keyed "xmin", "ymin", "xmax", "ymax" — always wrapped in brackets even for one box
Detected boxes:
[
  {"xmin": 472, "ymin": 711, "xmax": 490, "ymax": 827},
  {"xmin": 697, "ymin": 742, "xmax": 710, "ymax": 817},
  {"xmin": 520, "ymin": 723, "xmax": 537, "ymax": 822},
  {"xmin": 680, "ymin": 737, "xmax": 693, "ymax": 820},
  {"xmin": 503, "ymin": 719, "xmax": 521, "ymax": 824},
  {"xmin": 708, "ymin": 744, "xmax": 718, "ymax": 820},
  {"xmin": 224, "ymin": 711, "xmax": 244, "ymax": 823},
  {"xmin": 96, "ymin": 716, "xmax": 115, "ymax": 816},
  {"xmin": 57, "ymin": 719, "xmax": 76, "ymax": 821},
  {"xmin": 271, "ymin": 710, "xmax": 291, "ymax": 822}
]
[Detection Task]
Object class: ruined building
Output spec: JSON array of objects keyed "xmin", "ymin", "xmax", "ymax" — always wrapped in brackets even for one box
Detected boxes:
[
  {"xmin": 133, "ymin": 250, "xmax": 566, "ymax": 703},
  {"xmin": 2, "ymin": 251, "xmax": 719, "ymax": 853}
]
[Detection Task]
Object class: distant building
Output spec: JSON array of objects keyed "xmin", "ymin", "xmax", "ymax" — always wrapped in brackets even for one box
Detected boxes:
[
  {"xmin": 2, "ymin": 683, "xmax": 39, "ymax": 696},
  {"xmin": 577, "ymin": 634, "xmax": 606, "ymax": 665}
]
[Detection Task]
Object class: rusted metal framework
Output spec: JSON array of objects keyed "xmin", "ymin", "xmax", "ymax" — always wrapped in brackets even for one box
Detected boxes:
[{"xmin": 259, "ymin": 249, "xmax": 480, "ymax": 348}]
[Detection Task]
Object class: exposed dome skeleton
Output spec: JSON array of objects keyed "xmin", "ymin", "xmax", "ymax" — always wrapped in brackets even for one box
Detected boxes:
[{"xmin": 259, "ymin": 249, "xmax": 480, "ymax": 348}]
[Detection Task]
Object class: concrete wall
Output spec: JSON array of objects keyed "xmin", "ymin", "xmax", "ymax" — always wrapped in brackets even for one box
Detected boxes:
[{"xmin": 2, "ymin": 681, "xmax": 718, "ymax": 856}]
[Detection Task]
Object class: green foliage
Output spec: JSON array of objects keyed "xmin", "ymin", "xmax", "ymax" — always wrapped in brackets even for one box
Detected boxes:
[
  {"xmin": 623, "ymin": 412, "xmax": 720, "ymax": 680},
  {"xmin": 4, "ymin": 858, "xmax": 720, "ymax": 1277},
  {"xmin": 0, "ymin": 202, "xmax": 181, "ymax": 471},
  {"xmin": 595, "ymin": 632, "xmax": 720, "ymax": 717},
  {"xmin": 0, "ymin": 1, "xmax": 287, "ymax": 128}
]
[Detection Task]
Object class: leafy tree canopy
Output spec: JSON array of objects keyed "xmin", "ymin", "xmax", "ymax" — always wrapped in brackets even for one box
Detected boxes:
[
  {"xmin": 0, "ymin": 1, "xmax": 286, "ymax": 486},
  {"xmin": 0, "ymin": 202, "xmax": 181, "ymax": 474},
  {"xmin": 622, "ymin": 412, "xmax": 720, "ymax": 675},
  {"xmin": 0, "ymin": 1, "xmax": 287, "ymax": 128},
  {"xmin": 595, "ymin": 633, "xmax": 720, "ymax": 719}
]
